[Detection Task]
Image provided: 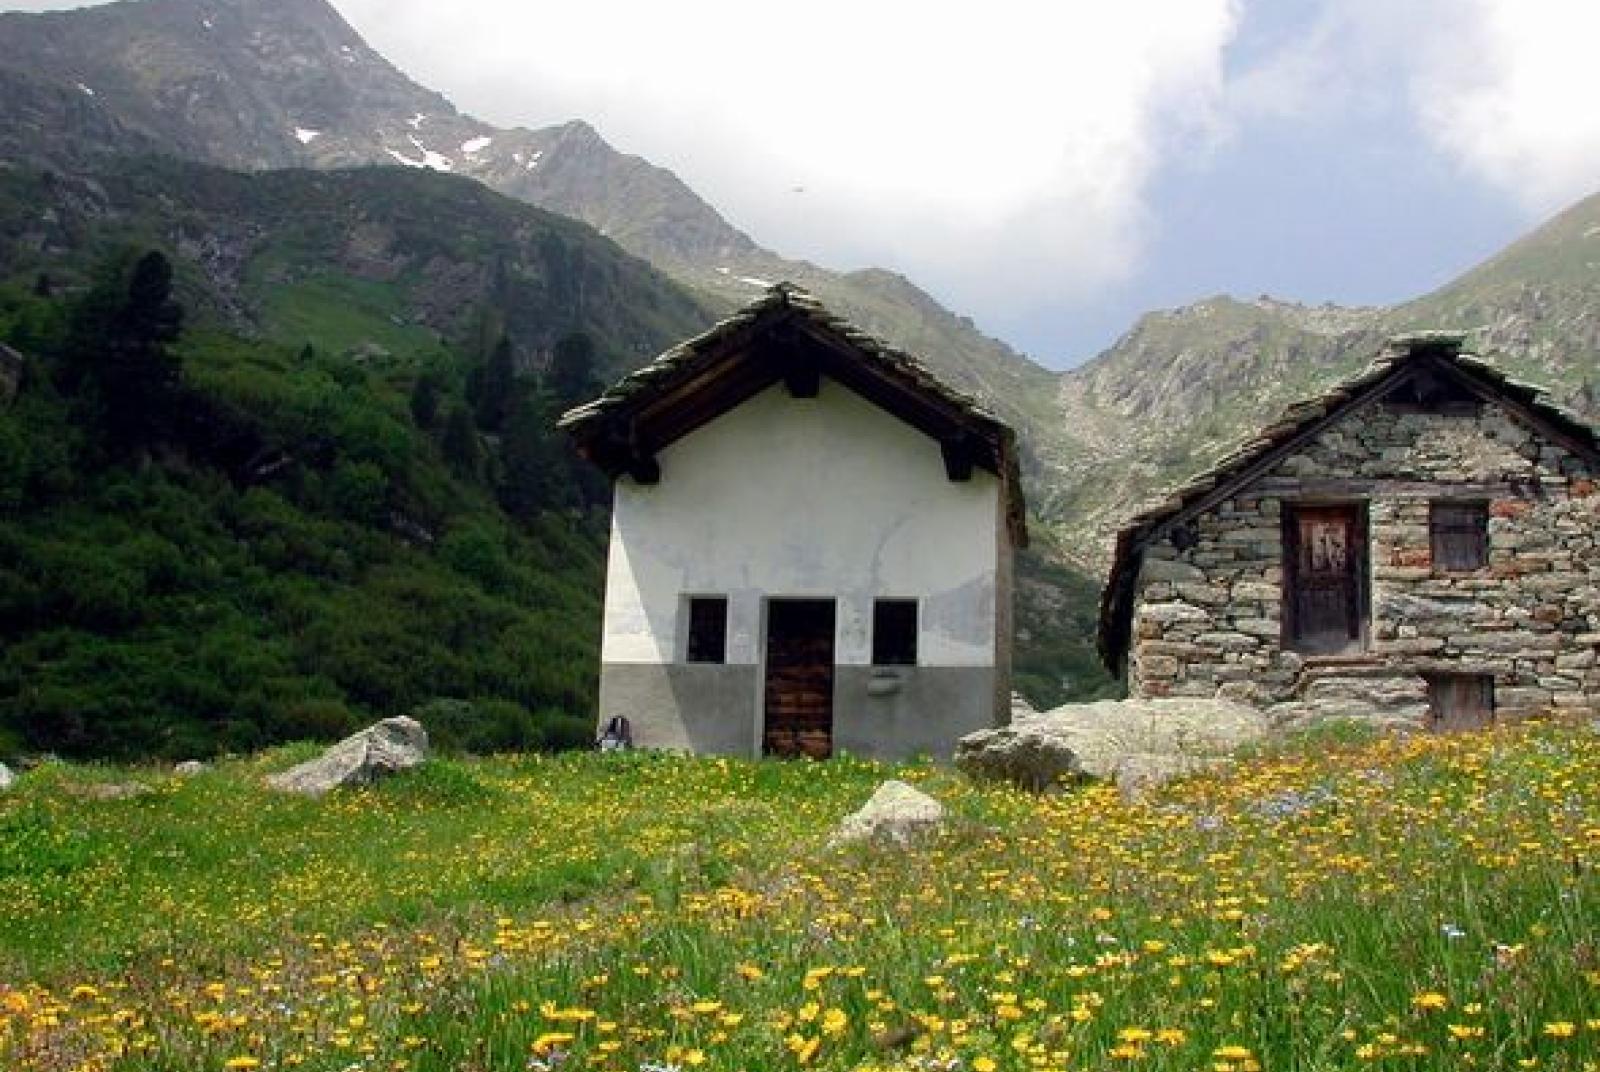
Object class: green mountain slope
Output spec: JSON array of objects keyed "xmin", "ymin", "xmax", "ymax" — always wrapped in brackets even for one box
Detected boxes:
[
  {"xmin": 1047, "ymin": 191, "xmax": 1600, "ymax": 571},
  {"xmin": 0, "ymin": 0, "xmax": 1066, "ymax": 472},
  {"xmin": 0, "ymin": 158, "xmax": 716, "ymax": 759}
]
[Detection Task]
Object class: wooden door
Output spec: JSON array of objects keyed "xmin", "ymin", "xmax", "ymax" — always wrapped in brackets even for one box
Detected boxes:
[
  {"xmin": 763, "ymin": 600, "xmax": 835, "ymax": 759},
  {"xmin": 1428, "ymin": 674, "xmax": 1495, "ymax": 733},
  {"xmin": 1285, "ymin": 504, "xmax": 1368, "ymax": 654}
]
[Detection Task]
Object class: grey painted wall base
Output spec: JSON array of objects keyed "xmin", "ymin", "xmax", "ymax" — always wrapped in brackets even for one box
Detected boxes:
[
  {"xmin": 598, "ymin": 661, "xmax": 998, "ymax": 761},
  {"xmin": 832, "ymin": 666, "xmax": 997, "ymax": 761},
  {"xmin": 599, "ymin": 663, "xmax": 759, "ymax": 754}
]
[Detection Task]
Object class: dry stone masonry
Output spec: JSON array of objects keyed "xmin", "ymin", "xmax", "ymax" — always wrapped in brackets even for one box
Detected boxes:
[{"xmin": 1107, "ymin": 338, "xmax": 1600, "ymax": 728}]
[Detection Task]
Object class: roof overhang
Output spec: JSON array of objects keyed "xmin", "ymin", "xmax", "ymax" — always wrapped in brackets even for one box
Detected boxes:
[{"xmin": 561, "ymin": 284, "xmax": 1029, "ymax": 547}]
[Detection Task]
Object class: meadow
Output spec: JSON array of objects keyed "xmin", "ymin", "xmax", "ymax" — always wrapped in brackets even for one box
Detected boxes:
[{"xmin": 0, "ymin": 720, "xmax": 1596, "ymax": 1072}]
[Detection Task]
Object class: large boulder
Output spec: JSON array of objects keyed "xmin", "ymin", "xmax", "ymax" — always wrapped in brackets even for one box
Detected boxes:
[
  {"xmin": 956, "ymin": 698, "xmax": 1272, "ymax": 793},
  {"xmin": 0, "ymin": 761, "xmax": 13, "ymax": 791},
  {"xmin": 267, "ymin": 717, "xmax": 429, "ymax": 797},
  {"xmin": 950, "ymin": 722, "xmax": 1085, "ymax": 791},
  {"xmin": 830, "ymin": 780, "xmax": 946, "ymax": 847}
]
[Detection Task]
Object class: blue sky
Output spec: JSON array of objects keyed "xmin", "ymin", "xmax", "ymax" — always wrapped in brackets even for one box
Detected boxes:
[
  {"xmin": 4, "ymin": 0, "xmax": 1597, "ymax": 368},
  {"xmin": 1016, "ymin": 0, "xmax": 1537, "ymax": 364}
]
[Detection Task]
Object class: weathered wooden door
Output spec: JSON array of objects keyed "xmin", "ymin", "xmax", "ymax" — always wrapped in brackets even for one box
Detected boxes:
[
  {"xmin": 763, "ymin": 600, "xmax": 835, "ymax": 759},
  {"xmin": 1427, "ymin": 674, "xmax": 1495, "ymax": 733},
  {"xmin": 1285, "ymin": 504, "xmax": 1368, "ymax": 654}
]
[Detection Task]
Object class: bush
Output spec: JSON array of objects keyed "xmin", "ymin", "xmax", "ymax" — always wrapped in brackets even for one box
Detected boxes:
[{"xmin": 413, "ymin": 697, "xmax": 543, "ymax": 756}]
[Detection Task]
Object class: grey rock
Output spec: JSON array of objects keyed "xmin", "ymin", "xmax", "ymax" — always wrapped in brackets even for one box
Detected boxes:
[
  {"xmin": 1140, "ymin": 557, "xmax": 1205, "ymax": 583},
  {"xmin": 0, "ymin": 762, "xmax": 13, "ymax": 791},
  {"xmin": 957, "ymin": 697, "xmax": 1271, "ymax": 793},
  {"xmin": 78, "ymin": 782, "xmax": 152, "ymax": 801},
  {"xmin": 830, "ymin": 780, "xmax": 946, "ymax": 847},
  {"xmin": 1139, "ymin": 601, "xmax": 1210, "ymax": 625},
  {"xmin": 953, "ymin": 722, "xmax": 1086, "ymax": 791},
  {"xmin": 1010, "ymin": 691, "xmax": 1038, "ymax": 720},
  {"xmin": 173, "ymin": 760, "xmax": 207, "ymax": 777},
  {"xmin": 267, "ymin": 716, "xmax": 429, "ymax": 797}
]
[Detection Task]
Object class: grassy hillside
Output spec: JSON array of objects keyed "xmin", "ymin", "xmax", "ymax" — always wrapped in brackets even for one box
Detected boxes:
[
  {"xmin": 0, "ymin": 721, "xmax": 1594, "ymax": 1069},
  {"xmin": 0, "ymin": 159, "xmax": 716, "ymax": 759}
]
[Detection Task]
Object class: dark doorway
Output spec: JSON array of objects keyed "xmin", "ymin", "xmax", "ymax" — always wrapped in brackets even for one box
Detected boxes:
[
  {"xmin": 763, "ymin": 599, "xmax": 835, "ymax": 758},
  {"xmin": 1284, "ymin": 503, "xmax": 1369, "ymax": 654}
]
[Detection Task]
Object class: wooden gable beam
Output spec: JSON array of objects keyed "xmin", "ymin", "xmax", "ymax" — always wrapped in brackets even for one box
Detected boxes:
[{"xmin": 941, "ymin": 435, "xmax": 975, "ymax": 481}]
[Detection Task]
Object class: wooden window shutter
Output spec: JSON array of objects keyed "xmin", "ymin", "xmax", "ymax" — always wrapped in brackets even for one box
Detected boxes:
[{"xmin": 1430, "ymin": 501, "xmax": 1489, "ymax": 572}]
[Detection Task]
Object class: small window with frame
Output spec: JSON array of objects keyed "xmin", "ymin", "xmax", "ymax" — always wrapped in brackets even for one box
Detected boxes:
[
  {"xmin": 684, "ymin": 596, "xmax": 728, "ymax": 664},
  {"xmin": 871, "ymin": 599, "xmax": 918, "ymax": 666},
  {"xmin": 1430, "ymin": 500, "xmax": 1489, "ymax": 572}
]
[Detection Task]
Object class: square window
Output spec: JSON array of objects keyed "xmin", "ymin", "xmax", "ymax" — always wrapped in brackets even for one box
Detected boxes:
[
  {"xmin": 1426, "ymin": 673, "xmax": 1494, "ymax": 733},
  {"xmin": 685, "ymin": 596, "xmax": 727, "ymax": 664},
  {"xmin": 872, "ymin": 599, "xmax": 918, "ymax": 666},
  {"xmin": 1430, "ymin": 501, "xmax": 1489, "ymax": 572}
]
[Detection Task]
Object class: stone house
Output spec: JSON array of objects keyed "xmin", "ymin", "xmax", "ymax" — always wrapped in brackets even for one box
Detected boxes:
[
  {"xmin": 1099, "ymin": 334, "xmax": 1600, "ymax": 728},
  {"xmin": 560, "ymin": 283, "xmax": 1026, "ymax": 759}
]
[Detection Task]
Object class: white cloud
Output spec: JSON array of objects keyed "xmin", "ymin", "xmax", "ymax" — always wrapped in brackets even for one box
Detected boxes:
[
  {"xmin": 1219, "ymin": 0, "xmax": 1600, "ymax": 215},
  {"xmin": 327, "ymin": 0, "xmax": 1240, "ymax": 315},
  {"xmin": 1411, "ymin": 0, "xmax": 1600, "ymax": 214}
]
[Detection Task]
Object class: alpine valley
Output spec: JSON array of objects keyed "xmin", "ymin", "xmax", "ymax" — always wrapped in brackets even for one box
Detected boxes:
[{"xmin": 3, "ymin": 0, "xmax": 1599, "ymax": 755}]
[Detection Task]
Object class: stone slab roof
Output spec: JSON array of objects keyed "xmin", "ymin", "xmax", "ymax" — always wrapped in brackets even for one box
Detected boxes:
[{"xmin": 1098, "ymin": 332, "xmax": 1600, "ymax": 674}]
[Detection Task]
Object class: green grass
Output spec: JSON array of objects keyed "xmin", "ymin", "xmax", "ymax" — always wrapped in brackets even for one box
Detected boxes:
[
  {"xmin": 0, "ymin": 722, "xmax": 1595, "ymax": 1071},
  {"xmin": 254, "ymin": 275, "xmax": 452, "ymax": 362}
]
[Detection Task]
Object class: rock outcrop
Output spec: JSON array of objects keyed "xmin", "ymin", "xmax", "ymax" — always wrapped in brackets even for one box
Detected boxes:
[
  {"xmin": 830, "ymin": 780, "xmax": 946, "ymax": 847},
  {"xmin": 173, "ymin": 760, "xmax": 207, "ymax": 777},
  {"xmin": 956, "ymin": 698, "xmax": 1272, "ymax": 793},
  {"xmin": 0, "ymin": 761, "xmax": 13, "ymax": 791},
  {"xmin": 267, "ymin": 717, "xmax": 428, "ymax": 796}
]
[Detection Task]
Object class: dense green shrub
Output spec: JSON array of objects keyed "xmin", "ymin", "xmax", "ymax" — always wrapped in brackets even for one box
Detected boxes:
[{"xmin": 0, "ymin": 265, "xmax": 607, "ymax": 760}]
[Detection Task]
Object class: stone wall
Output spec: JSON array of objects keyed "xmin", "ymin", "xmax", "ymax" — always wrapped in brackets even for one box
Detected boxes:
[{"xmin": 1129, "ymin": 398, "xmax": 1600, "ymax": 726}]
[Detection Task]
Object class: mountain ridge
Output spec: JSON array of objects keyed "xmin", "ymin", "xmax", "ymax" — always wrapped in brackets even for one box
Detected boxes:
[
  {"xmin": 0, "ymin": 0, "xmax": 1064, "ymax": 469},
  {"xmin": 1045, "ymin": 189, "xmax": 1600, "ymax": 570}
]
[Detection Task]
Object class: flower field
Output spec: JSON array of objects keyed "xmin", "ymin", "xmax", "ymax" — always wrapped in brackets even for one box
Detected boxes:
[{"xmin": 1, "ymin": 721, "xmax": 1596, "ymax": 1072}]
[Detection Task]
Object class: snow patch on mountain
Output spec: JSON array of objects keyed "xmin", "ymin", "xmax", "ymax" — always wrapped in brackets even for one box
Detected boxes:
[
  {"xmin": 294, "ymin": 127, "xmax": 321, "ymax": 144},
  {"xmin": 387, "ymin": 135, "xmax": 452, "ymax": 172},
  {"xmin": 461, "ymin": 136, "xmax": 492, "ymax": 155}
]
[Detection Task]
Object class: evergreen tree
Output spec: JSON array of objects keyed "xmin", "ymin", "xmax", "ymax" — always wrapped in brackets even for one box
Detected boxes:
[
  {"xmin": 61, "ymin": 250, "xmax": 184, "ymax": 456},
  {"xmin": 467, "ymin": 335, "xmax": 516, "ymax": 433},
  {"xmin": 548, "ymin": 331, "xmax": 600, "ymax": 409},
  {"xmin": 497, "ymin": 389, "xmax": 567, "ymax": 519},
  {"xmin": 440, "ymin": 403, "xmax": 482, "ymax": 478},
  {"xmin": 409, "ymin": 372, "xmax": 441, "ymax": 429}
]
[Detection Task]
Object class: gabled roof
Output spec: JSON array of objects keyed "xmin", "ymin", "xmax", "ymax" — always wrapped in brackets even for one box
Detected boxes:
[
  {"xmin": 1098, "ymin": 332, "xmax": 1600, "ymax": 675},
  {"xmin": 559, "ymin": 283, "xmax": 1027, "ymax": 546}
]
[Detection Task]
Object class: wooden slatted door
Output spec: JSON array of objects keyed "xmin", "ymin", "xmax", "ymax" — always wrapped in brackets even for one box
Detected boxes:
[
  {"xmin": 763, "ymin": 600, "xmax": 836, "ymax": 759},
  {"xmin": 1285, "ymin": 504, "xmax": 1368, "ymax": 654},
  {"xmin": 1427, "ymin": 674, "xmax": 1495, "ymax": 733}
]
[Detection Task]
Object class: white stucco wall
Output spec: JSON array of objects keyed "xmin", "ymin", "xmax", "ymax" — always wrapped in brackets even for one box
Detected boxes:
[{"xmin": 601, "ymin": 379, "xmax": 1002, "ymax": 669}]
